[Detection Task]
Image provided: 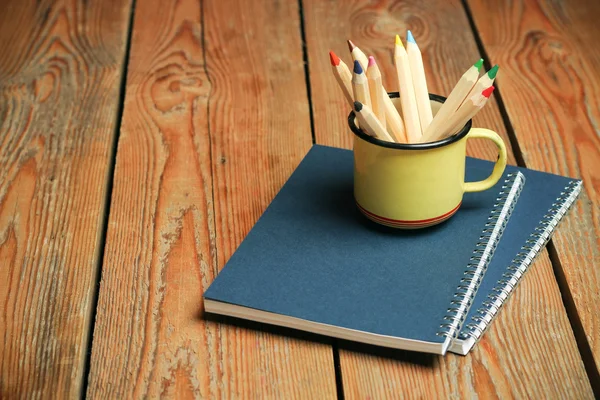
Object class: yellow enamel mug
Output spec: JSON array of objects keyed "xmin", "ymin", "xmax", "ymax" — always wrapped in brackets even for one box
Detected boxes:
[{"xmin": 348, "ymin": 93, "xmax": 507, "ymax": 229}]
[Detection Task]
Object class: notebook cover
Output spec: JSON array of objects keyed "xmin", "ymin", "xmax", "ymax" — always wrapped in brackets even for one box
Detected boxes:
[
  {"xmin": 450, "ymin": 164, "xmax": 582, "ymax": 355},
  {"xmin": 204, "ymin": 145, "xmax": 523, "ymax": 354}
]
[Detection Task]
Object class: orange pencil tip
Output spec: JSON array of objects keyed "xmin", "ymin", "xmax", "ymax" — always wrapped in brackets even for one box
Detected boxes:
[
  {"xmin": 347, "ymin": 39, "xmax": 356, "ymax": 52},
  {"xmin": 482, "ymin": 86, "xmax": 495, "ymax": 98},
  {"xmin": 329, "ymin": 51, "xmax": 340, "ymax": 66}
]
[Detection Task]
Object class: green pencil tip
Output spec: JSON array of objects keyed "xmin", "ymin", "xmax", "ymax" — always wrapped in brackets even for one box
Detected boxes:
[
  {"xmin": 488, "ymin": 64, "xmax": 499, "ymax": 79},
  {"xmin": 474, "ymin": 59, "xmax": 484, "ymax": 71}
]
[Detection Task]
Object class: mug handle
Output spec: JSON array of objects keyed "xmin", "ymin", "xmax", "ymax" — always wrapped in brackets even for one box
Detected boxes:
[{"xmin": 464, "ymin": 128, "xmax": 507, "ymax": 193}]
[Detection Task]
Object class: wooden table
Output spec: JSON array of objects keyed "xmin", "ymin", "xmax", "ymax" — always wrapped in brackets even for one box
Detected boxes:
[{"xmin": 1, "ymin": 0, "xmax": 599, "ymax": 398}]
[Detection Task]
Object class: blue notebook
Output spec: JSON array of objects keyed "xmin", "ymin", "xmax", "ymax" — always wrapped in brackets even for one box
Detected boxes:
[
  {"xmin": 450, "ymin": 165, "xmax": 582, "ymax": 355},
  {"xmin": 204, "ymin": 145, "xmax": 524, "ymax": 355}
]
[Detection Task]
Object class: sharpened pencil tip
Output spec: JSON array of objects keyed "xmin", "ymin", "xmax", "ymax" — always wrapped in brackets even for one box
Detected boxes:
[
  {"xmin": 347, "ymin": 39, "xmax": 356, "ymax": 52},
  {"xmin": 474, "ymin": 58, "xmax": 484, "ymax": 71},
  {"xmin": 406, "ymin": 30, "xmax": 416, "ymax": 44},
  {"xmin": 395, "ymin": 34, "xmax": 403, "ymax": 47},
  {"xmin": 368, "ymin": 56, "xmax": 376, "ymax": 67},
  {"xmin": 329, "ymin": 51, "xmax": 340, "ymax": 66},
  {"xmin": 353, "ymin": 60, "xmax": 363, "ymax": 74},
  {"xmin": 488, "ymin": 64, "xmax": 499, "ymax": 79},
  {"xmin": 354, "ymin": 101, "xmax": 363, "ymax": 112},
  {"xmin": 482, "ymin": 86, "xmax": 495, "ymax": 98}
]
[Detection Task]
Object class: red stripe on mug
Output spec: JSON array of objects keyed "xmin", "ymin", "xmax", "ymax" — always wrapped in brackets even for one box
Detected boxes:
[
  {"xmin": 364, "ymin": 217, "xmax": 439, "ymax": 229},
  {"xmin": 356, "ymin": 202, "xmax": 462, "ymax": 225},
  {"xmin": 359, "ymin": 212, "xmax": 444, "ymax": 228}
]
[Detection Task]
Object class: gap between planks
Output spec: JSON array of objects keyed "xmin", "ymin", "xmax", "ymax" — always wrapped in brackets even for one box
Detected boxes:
[
  {"xmin": 297, "ymin": 0, "xmax": 341, "ymax": 397},
  {"xmin": 547, "ymin": 242, "xmax": 600, "ymax": 397},
  {"xmin": 81, "ymin": 0, "xmax": 138, "ymax": 396},
  {"xmin": 461, "ymin": 0, "xmax": 599, "ymax": 396},
  {"xmin": 459, "ymin": 0, "xmax": 526, "ymax": 167},
  {"xmin": 298, "ymin": 0, "xmax": 317, "ymax": 145}
]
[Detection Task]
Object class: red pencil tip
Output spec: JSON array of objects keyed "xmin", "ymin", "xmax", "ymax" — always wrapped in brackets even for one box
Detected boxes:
[
  {"xmin": 482, "ymin": 86, "xmax": 495, "ymax": 98},
  {"xmin": 368, "ymin": 56, "xmax": 376, "ymax": 67},
  {"xmin": 347, "ymin": 39, "xmax": 356, "ymax": 52},
  {"xmin": 329, "ymin": 51, "xmax": 340, "ymax": 66}
]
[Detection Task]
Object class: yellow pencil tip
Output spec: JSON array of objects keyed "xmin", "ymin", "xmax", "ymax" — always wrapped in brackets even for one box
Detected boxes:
[{"xmin": 395, "ymin": 34, "xmax": 403, "ymax": 47}]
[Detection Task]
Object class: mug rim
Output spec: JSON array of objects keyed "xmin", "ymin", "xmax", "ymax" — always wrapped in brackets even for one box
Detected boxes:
[{"xmin": 348, "ymin": 92, "xmax": 472, "ymax": 150}]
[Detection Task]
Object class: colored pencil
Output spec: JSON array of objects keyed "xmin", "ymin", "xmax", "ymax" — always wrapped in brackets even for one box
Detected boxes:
[
  {"xmin": 382, "ymin": 91, "xmax": 408, "ymax": 143},
  {"xmin": 347, "ymin": 40, "xmax": 407, "ymax": 142},
  {"xmin": 347, "ymin": 39, "xmax": 369, "ymax": 70},
  {"xmin": 447, "ymin": 85, "xmax": 494, "ymax": 134},
  {"xmin": 422, "ymin": 86, "xmax": 495, "ymax": 143},
  {"xmin": 352, "ymin": 60, "xmax": 371, "ymax": 108},
  {"xmin": 394, "ymin": 34, "xmax": 422, "ymax": 142},
  {"xmin": 329, "ymin": 50, "xmax": 354, "ymax": 108},
  {"xmin": 366, "ymin": 56, "xmax": 386, "ymax": 130},
  {"xmin": 354, "ymin": 101, "xmax": 395, "ymax": 142},
  {"xmin": 462, "ymin": 65, "xmax": 499, "ymax": 106},
  {"xmin": 406, "ymin": 30, "xmax": 433, "ymax": 131},
  {"xmin": 423, "ymin": 59, "xmax": 483, "ymax": 140}
]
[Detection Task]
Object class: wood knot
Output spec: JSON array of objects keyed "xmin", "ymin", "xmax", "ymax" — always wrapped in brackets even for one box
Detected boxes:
[
  {"xmin": 151, "ymin": 63, "xmax": 209, "ymax": 113},
  {"xmin": 526, "ymin": 30, "xmax": 568, "ymax": 56},
  {"xmin": 34, "ymin": 71, "xmax": 56, "ymax": 103}
]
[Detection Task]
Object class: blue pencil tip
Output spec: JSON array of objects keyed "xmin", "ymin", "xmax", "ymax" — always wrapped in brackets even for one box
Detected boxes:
[
  {"xmin": 407, "ymin": 30, "xmax": 416, "ymax": 44},
  {"xmin": 353, "ymin": 60, "xmax": 363, "ymax": 74}
]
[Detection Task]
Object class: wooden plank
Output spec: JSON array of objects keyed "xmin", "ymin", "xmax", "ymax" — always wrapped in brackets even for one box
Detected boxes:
[
  {"xmin": 0, "ymin": 0, "xmax": 132, "ymax": 397},
  {"xmin": 466, "ymin": 0, "xmax": 600, "ymax": 377},
  {"xmin": 86, "ymin": 0, "xmax": 337, "ymax": 397},
  {"xmin": 303, "ymin": 0, "xmax": 594, "ymax": 397}
]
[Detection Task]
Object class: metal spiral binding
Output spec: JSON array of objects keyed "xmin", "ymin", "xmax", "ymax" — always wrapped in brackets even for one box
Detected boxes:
[
  {"xmin": 436, "ymin": 172, "xmax": 525, "ymax": 340},
  {"xmin": 459, "ymin": 179, "xmax": 583, "ymax": 342}
]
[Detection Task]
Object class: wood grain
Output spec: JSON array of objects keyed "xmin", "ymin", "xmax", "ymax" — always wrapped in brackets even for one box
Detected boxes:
[
  {"xmin": 0, "ymin": 0, "xmax": 132, "ymax": 397},
  {"xmin": 86, "ymin": 0, "xmax": 336, "ymax": 397},
  {"xmin": 467, "ymin": 0, "xmax": 600, "ymax": 376},
  {"xmin": 303, "ymin": 0, "xmax": 594, "ymax": 397}
]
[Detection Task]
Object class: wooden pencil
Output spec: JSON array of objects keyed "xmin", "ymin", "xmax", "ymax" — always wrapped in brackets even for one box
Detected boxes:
[
  {"xmin": 347, "ymin": 39, "xmax": 369, "ymax": 70},
  {"xmin": 354, "ymin": 101, "xmax": 395, "ymax": 142},
  {"xmin": 347, "ymin": 39, "xmax": 407, "ymax": 142},
  {"xmin": 406, "ymin": 30, "xmax": 433, "ymax": 131},
  {"xmin": 446, "ymin": 85, "xmax": 494, "ymax": 134},
  {"xmin": 366, "ymin": 56, "xmax": 386, "ymax": 130},
  {"xmin": 461, "ymin": 65, "xmax": 499, "ymax": 107},
  {"xmin": 352, "ymin": 60, "xmax": 371, "ymax": 108},
  {"xmin": 382, "ymin": 91, "xmax": 408, "ymax": 143},
  {"xmin": 422, "ymin": 86, "xmax": 495, "ymax": 143},
  {"xmin": 394, "ymin": 34, "xmax": 422, "ymax": 142},
  {"xmin": 329, "ymin": 50, "xmax": 354, "ymax": 108},
  {"xmin": 423, "ymin": 59, "xmax": 483, "ymax": 140}
]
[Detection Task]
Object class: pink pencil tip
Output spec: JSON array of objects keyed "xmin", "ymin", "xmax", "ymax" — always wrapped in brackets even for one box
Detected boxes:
[
  {"xmin": 368, "ymin": 56, "xmax": 376, "ymax": 67},
  {"xmin": 482, "ymin": 86, "xmax": 495, "ymax": 98}
]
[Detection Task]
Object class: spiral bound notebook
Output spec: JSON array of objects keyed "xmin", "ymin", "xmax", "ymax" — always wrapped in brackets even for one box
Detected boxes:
[
  {"xmin": 450, "ymin": 165, "xmax": 582, "ymax": 355},
  {"xmin": 204, "ymin": 145, "xmax": 524, "ymax": 355}
]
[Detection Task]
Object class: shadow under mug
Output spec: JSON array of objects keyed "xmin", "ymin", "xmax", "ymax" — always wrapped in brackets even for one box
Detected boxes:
[{"xmin": 348, "ymin": 92, "xmax": 507, "ymax": 229}]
